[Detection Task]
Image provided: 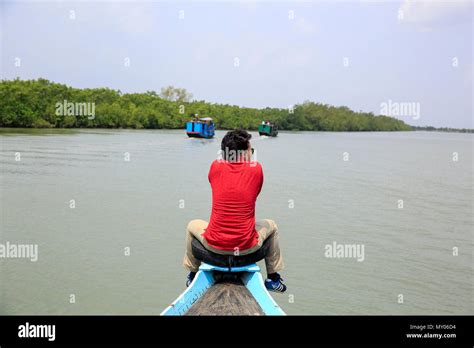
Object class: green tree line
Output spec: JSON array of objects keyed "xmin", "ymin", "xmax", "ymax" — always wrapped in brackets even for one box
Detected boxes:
[
  {"xmin": 412, "ymin": 126, "xmax": 472, "ymax": 133},
  {"xmin": 0, "ymin": 78, "xmax": 413, "ymax": 131}
]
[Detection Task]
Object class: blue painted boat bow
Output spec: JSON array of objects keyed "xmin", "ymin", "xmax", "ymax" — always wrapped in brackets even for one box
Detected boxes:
[{"xmin": 161, "ymin": 263, "xmax": 285, "ymax": 316}]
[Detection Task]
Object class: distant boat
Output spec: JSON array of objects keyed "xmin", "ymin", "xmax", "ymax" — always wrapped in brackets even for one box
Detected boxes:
[
  {"xmin": 186, "ymin": 116, "xmax": 215, "ymax": 139},
  {"xmin": 258, "ymin": 122, "xmax": 278, "ymax": 137}
]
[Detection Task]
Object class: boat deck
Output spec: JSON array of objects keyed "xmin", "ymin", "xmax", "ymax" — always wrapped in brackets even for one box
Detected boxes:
[{"xmin": 185, "ymin": 279, "xmax": 265, "ymax": 316}]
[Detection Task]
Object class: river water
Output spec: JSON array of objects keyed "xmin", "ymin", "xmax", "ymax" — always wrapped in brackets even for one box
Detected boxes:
[{"xmin": 0, "ymin": 129, "xmax": 472, "ymax": 314}]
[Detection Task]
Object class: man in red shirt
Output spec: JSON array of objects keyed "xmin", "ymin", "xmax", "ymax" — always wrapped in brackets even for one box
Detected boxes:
[{"xmin": 183, "ymin": 129, "xmax": 286, "ymax": 292}]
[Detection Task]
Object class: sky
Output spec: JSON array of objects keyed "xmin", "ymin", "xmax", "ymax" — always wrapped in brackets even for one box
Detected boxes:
[{"xmin": 1, "ymin": 0, "xmax": 472, "ymax": 128}]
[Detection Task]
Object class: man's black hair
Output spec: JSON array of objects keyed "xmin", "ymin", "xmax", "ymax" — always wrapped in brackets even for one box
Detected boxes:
[{"xmin": 221, "ymin": 129, "xmax": 252, "ymax": 160}]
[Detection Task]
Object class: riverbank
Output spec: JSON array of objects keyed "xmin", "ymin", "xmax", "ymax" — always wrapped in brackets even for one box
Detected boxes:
[
  {"xmin": 1, "ymin": 78, "xmax": 412, "ymax": 131},
  {"xmin": 1, "ymin": 126, "xmax": 472, "ymax": 134}
]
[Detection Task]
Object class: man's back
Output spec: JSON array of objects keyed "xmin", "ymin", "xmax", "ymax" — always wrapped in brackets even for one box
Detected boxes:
[
  {"xmin": 183, "ymin": 129, "xmax": 286, "ymax": 293},
  {"xmin": 203, "ymin": 159, "xmax": 263, "ymax": 251}
]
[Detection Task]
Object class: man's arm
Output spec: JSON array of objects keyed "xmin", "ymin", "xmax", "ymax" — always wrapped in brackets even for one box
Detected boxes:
[
  {"xmin": 256, "ymin": 163, "xmax": 264, "ymax": 195},
  {"xmin": 208, "ymin": 160, "xmax": 217, "ymax": 183}
]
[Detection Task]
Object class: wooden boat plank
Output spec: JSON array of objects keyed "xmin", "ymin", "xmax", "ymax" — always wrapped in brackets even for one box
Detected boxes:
[{"xmin": 185, "ymin": 279, "xmax": 264, "ymax": 316}]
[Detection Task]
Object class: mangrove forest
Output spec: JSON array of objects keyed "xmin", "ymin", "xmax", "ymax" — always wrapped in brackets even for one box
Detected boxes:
[{"xmin": 0, "ymin": 78, "xmax": 413, "ymax": 131}]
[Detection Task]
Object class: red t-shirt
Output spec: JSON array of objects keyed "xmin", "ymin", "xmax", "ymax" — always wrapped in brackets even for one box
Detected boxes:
[{"xmin": 203, "ymin": 160, "xmax": 264, "ymax": 251}]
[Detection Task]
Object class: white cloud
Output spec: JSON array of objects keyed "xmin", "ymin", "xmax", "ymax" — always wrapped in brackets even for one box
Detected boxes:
[
  {"xmin": 67, "ymin": 2, "xmax": 156, "ymax": 34},
  {"xmin": 107, "ymin": 3, "xmax": 156, "ymax": 34},
  {"xmin": 399, "ymin": 0, "xmax": 472, "ymax": 26},
  {"xmin": 241, "ymin": 0, "xmax": 258, "ymax": 14},
  {"xmin": 294, "ymin": 17, "xmax": 317, "ymax": 35}
]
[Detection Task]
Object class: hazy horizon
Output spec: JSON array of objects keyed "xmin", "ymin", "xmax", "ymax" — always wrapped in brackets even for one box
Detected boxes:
[{"xmin": 1, "ymin": 0, "xmax": 472, "ymax": 128}]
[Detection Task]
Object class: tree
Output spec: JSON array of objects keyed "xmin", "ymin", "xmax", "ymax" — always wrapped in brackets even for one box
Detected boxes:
[{"xmin": 159, "ymin": 86, "xmax": 193, "ymax": 103}]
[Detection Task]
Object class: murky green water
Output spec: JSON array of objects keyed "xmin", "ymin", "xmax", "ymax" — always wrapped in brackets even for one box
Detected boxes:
[{"xmin": 0, "ymin": 128, "xmax": 472, "ymax": 314}]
